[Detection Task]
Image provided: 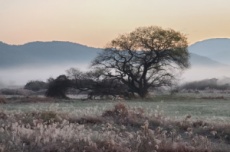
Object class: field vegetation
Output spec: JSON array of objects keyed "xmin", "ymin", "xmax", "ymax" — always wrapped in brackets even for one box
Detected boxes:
[{"xmin": 0, "ymin": 94, "xmax": 230, "ymax": 152}]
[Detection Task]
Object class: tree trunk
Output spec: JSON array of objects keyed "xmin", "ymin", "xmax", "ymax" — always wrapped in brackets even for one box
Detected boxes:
[{"xmin": 138, "ymin": 89, "xmax": 148, "ymax": 98}]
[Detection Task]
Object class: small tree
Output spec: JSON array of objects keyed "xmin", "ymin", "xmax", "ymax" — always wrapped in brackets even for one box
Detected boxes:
[
  {"xmin": 92, "ymin": 26, "xmax": 189, "ymax": 98},
  {"xmin": 46, "ymin": 75, "xmax": 71, "ymax": 98},
  {"xmin": 24, "ymin": 80, "xmax": 47, "ymax": 91}
]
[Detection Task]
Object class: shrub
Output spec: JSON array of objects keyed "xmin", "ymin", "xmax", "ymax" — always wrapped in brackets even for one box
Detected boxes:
[
  {"xmin": 180, "ymin": 78, "xmax": 230, "ymax": 90},
  {"xmin": 0, "ymin": 88, "xmax": 33, "ymax": 95},
  {"xmin": 0, "ymin": 111, "xmax": 7, "ymax": 119},
  {"xmin": 46, "ymin": 75, "xmax": 71, "ymax": 99},
  {"xmin": 102, "ymin": 102, "xmax": 129, "ymax": 119},
  {"xmin": 0, "ymin": 96, "xmax": 6, "ymax": 104},
  {"xmin": 24, "ymin": 80, "xmax": 47, "ymax": 91}
]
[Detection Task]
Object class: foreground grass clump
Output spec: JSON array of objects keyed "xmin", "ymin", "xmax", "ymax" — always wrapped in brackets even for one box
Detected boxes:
[
  {"xmin": 0, "ymin": 102, "xmax": 230, "ymax": 152},
  {"xmin": 0, "ymin": 96, "xmax": 7, "ymax": 104}
]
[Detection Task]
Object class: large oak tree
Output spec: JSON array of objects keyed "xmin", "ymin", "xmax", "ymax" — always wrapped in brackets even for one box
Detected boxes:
[{"xmin": 92, "ymin": 26, "xmax": 189, "ymax": 98}]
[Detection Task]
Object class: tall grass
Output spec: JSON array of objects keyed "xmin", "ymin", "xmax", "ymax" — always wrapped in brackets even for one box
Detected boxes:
[{"xmin": 0, "ymin": 102, "xmax": 230, "ymax": 151}]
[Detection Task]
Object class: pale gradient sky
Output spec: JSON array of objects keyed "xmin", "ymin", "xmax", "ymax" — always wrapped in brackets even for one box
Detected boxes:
[{"xmin": 1, "ymin": 0, "xmax": 230, "ymax": 47}]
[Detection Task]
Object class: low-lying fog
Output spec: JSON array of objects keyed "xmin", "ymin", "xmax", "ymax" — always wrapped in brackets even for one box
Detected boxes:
[
  {"xmin": 0, "ymin": 63, "xmax": 90, "ymax": 88},
  {"xmin": 181, "ymin": 66, "xmax": 230, "ymax": 83},
  {"xmin": 1, "ymin": 64, "xmax": 230, "ymax": 88}
]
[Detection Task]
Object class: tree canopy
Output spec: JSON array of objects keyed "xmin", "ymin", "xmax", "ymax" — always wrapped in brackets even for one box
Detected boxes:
[
  {"xmin": 24, "ymin": 80, "xmax": 47, "ymax": 91},
  {"xmin": 46, "ymin": 75, "xmax": 71, "ymax": 99},
  {"xmin": 92, "ymin": 26, "xmax": 190, "ymax": 98}
]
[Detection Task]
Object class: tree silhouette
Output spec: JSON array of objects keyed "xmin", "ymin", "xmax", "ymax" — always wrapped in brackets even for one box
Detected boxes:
[
  {"xmin": 46, "ymin": 75, "xmax": 71, "ymax": 99},
  {"xmin": 66, "ymin": 68, "xmax": 130, "ymax": 99},
  {"xmin": 24, "ymin": 80, "xmax": 47, "ymax": 91},
  {"xmin": 92, "ymin": 26, "xmax": 189, "ymax": 98}
]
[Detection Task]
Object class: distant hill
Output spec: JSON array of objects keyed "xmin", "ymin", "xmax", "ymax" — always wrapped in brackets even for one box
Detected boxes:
[
  {"xmin": 0, "ymin": 41, "xmax": 101, "ymax": 68},
  {"xmin": 0, "ymin": 40, "xmax": 227, "ymax": 69},
  {"xmin": 184, "ymin": 39, "xmax": 230, "ymax": 81},
  {"xmin": 189, "ymin": 53, "xmax": 227, "ymax": 67},
  {"xmin": 189, "ymin": 38, "xmax": 230, "ymax": 65}
]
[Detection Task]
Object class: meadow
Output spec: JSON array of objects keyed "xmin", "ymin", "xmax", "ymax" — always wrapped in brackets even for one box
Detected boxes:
[{"xmin": 0, "ymin": 93, "xmax": 230, "ymax": 152}]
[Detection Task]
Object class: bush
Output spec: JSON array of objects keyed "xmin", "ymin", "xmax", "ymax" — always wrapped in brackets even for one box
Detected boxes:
[
  {"xmin": 24, "ymin": 80, "xmax": 47, "ymax": 91},
  {"xmin": 0, "ymin": 96, "xmax": 6, "ymax": 104},
  {"xmin": 46, "ymin": 75, "xmax": 71, "ymax": 98},
  {"xmin": 180, "ymin": 78, "xmax": 230, "ymax": 90},
  {"xmin": 102, "ymin": 102, "xmax": 129, "ymax": 119},
  {"xmin": 0, "ymin": 89, "xmax": 33, "ymax": 96}
]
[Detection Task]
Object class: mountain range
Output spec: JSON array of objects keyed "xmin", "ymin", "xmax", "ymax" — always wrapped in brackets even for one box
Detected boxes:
[
  {"xmin": 0, "ymin": 38, "xmax": 229, "ymax": 68},
  {"xmin": 0, "ymin": 41, "xmax": 101, "ymax": 68},
  {"xmin": 189, "ymin": 38, "xmax": 230, "ymax": 65},
  {"xmin": 0, "ymin": 38, "xmax": 230, "ymax": 85}
]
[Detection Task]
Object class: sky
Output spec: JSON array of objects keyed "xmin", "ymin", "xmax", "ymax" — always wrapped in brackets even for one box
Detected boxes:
[{"xmin": 1, "ymin": 0, "xmax": 230, "ymax": 47}]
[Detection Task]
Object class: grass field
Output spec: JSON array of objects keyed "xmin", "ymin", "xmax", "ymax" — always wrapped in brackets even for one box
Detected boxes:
[
  {"xmin": 2, "ymin": 96, "xmax": 230, "ymax": 122},
  {"xmin": 1, "ymin": 95, "xmax": 230, "ymax": 151}
]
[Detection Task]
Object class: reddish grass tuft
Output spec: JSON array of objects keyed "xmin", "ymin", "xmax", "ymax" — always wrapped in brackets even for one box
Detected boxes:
[
  {"xmin": 102, "ymin": 102, "xmax": 129, "ymax": 119},
  {"xmin": 0, "ymin": 112, "xmax": 7, "ymax": 119},
  {"xmin": 0, "ymin": 96, "xmax": 6, "ymax": 104}
]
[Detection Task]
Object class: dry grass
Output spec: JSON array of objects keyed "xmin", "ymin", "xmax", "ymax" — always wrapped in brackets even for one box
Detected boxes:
[
  {"xmin": 0, "ymin": 96, "xmax": 6, "ymax": 104},
  {"xmin": 68, "ymin": 116, "xmax": 104, "ymax": 124},
  {"xmin": 0, "ymin": 102, "xmax": 229, "ymax": 152},
  {"xmin": 103, "ymin": 102, "xmax": 129, "ymax": 117}
]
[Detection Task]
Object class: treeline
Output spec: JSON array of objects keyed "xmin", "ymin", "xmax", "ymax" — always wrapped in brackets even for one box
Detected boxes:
[
  {"xmin": 180, "ymin": 78, "xmax": 230, "ymax": 90},
  {"xmin": 24, "ymin": 77, "xmax": 230, "ymax": 98},
  {"xmin": 24, "ymin": 68, "xmax": 133, "ymax": 99}
]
